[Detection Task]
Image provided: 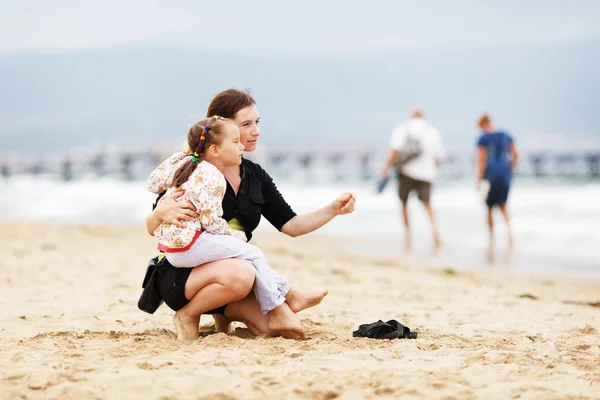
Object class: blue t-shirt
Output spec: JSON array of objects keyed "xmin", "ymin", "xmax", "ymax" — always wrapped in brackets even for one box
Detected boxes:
[{"xmin": 476, "ymin": 131, "xmax": 514, "ymax": 186}]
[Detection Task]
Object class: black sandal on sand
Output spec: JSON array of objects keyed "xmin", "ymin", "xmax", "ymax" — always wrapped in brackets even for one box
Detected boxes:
[
  {"xmin": 386, "ymin": 320, "xmax": 418, "ymax": 339},
  {"xmin": 353, "ymin": 320, "xmax": 402, "ymax": 340}
]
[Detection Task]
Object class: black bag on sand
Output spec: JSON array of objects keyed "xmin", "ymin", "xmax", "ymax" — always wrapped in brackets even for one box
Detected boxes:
[
  {"xmin": 353, "ymin": 319, "xmax": 418, "ymax": 340},
  {"xmin": 137, "ymin": 256, "xmax": 164, "ymax": 314}
]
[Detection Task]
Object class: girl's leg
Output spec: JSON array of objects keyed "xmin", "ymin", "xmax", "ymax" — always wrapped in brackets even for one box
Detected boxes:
[
  {"xmin": 192, "ymin": 234, "xmax": 287, "ymax": 314},
  {"xmin": 181, "ymin": 234, "xmax": 306, "ymax": 337},
  {"xmin": 285, "ymin": 288, "xmax": 329, "ymax": 313},
  {"xmin": 214, "ymin": 279, "xmax": 328, "ymax": 335},
  {"xmin": 175, "ymin": 233, "xmax": 326, "ymax": 314},
  {"xmin": 173, "ymin": 258, "xmax": 255, "ymax": 340},
  {"xmin": 255, "ymin": 258, "xmax": 327, "ymax": 313},
  {"xmin": 272, "ymin": 272, "xmax": 292, "ymax": 297}
]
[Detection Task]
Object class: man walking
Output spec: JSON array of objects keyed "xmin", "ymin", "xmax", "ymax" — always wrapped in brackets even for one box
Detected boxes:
[{"xmin": 380, "ymin": 108, "xmax": 445, "ymax": 251}]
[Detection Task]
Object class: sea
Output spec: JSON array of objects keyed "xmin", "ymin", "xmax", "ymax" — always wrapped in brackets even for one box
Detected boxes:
[{"xmin": 2, "ymin": 170, "xmax": 599, "ymax": 276}]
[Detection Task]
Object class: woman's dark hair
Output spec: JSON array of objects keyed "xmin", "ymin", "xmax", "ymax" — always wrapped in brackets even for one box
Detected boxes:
[
  {"xmin": 172, "ymin": 116, "xmax": 234, "ymax": 188},
  {"xmin": 207, "ymin": 89, "xmax": 256, "ymax": 120}
]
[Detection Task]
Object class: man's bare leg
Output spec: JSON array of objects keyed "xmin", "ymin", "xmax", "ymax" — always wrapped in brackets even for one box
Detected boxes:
[
  {"xmin": 499, "ymin": 204, "xmax": 513, "ymax": 246},
  {"xmin": 401, "ymin": 201, "xmax": 412, "ymax": 252},
  {"xmin": 423, "ymin": 201, "xmax": 441, "ymax": 251},
  {"xmin": 487, "ymin": 206, "xmax": 494, "ymax": 239}
]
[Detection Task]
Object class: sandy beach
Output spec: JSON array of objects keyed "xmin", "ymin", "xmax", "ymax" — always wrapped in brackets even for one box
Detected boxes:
[{"xmin": 1, "ymin": 223, "xmax": 599, "ymax": 399}]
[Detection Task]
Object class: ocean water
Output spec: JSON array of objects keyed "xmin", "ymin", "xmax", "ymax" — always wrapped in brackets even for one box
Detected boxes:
[{"xmin": 1, "ymin": 175, "xmax": 599, "ymax": 275}]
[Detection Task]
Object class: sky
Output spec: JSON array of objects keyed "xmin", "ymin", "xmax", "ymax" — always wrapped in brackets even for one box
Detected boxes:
[
  {"xmin": 1, "ymin": 0, "xmax": 600, "ymax": 55},
  {"xmin": 0, "ymin": 0, "xmax": 599, "ymax": 155}
]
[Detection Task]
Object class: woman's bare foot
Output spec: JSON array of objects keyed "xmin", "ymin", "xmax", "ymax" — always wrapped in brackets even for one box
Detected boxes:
[
  {"xmin": 267, "ymin": 305, "xmax": 307, "ymax": 339},
  {"xmin": 285, "ymin": 288, "xmax": 328, "ymax": 313},
  {"xmin": 173, "ymin": 310, "xmax": 200, "ymax": 341},
  {"xmin": 213, "ymin": 314, "xmax": 232, "ymax": 334},
  {"xmin": 278, "ymin": 330, "xmax": 303, "ymax": 340}
]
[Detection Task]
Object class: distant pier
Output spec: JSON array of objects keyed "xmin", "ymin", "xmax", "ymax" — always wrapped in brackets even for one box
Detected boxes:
[{"xmin": 0, "ymin": 148, "xmax": 599, "ymax": 182}]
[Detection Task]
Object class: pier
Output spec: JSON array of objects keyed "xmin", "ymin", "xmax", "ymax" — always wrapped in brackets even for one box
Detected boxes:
[{"xmin": 0, "ymin": 147, "xmax": 599, "ymax": 183}]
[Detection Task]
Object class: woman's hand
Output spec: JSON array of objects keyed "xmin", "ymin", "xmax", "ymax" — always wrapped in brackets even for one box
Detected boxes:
[
  {"xmin": 155, "ymin": 190, "xmax": 198, "ymax": 228},
  {"xmin": 329, "ymin": 192, "xmax": 356, "ymax": 216}
]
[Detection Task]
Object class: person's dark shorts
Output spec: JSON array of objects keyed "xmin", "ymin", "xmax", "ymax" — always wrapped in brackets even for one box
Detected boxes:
[
  {"xmin": 156, "ymin": 257, "xmax": 227, "ymax": 315},
  {"xmin": 397, "ymin": 174, "xmax": 432, "ymax": 203},
  {"xmin": 486, "ymin": 183, "xmax": 510, "ymax": 207}
]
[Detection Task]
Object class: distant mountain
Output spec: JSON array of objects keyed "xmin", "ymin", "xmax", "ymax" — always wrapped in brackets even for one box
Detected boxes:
[{"xmin": 1, "ymin": 39, "xmax": 599, "ymax": 153}]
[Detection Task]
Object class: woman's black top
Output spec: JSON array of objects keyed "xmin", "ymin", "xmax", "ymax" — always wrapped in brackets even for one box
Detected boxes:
[{"xmin": 152, "ymin": 157, "xmax": 297, "ymax": 240}]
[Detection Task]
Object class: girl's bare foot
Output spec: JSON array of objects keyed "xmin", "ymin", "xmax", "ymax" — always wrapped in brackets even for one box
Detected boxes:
[
  {"xmin": 267, "ymin": 305, "xmax": 307, "ymax": 339},
  {"xmin": 285, "ymin": 288, "xmax": 328, "ymax": 313},
  {"xmin": 213, "ymin": 314, "xmax": 232, "ymax": 334},
  {"xmin": 173, "ymin": 310, "xmax": 200, "ymax": 341}
]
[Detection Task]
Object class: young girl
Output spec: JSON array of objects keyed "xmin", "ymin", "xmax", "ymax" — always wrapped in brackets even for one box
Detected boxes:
[{"xmin": 147, "ymin": 116, "xmax": 307, "ymax": 338}]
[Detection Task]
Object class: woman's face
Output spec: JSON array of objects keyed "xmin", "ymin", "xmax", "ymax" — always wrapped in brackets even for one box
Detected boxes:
[{"xmin": 232, "ymin": 104, "xmax": 261, "ymax": 152}]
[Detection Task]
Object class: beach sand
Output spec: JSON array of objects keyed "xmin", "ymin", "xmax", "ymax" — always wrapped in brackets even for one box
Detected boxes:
[{"xmin": 1, "ymin": 223, "xmax": 599, "ymax": 399}]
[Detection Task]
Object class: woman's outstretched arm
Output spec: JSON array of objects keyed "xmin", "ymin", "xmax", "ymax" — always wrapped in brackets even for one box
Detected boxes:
[
  {"xmin": 258, "ymin": 167, "xmax": 356, "ymax": 238},
  {"xmin": 280, "ymin": 192, "xmax": 356, "ymax": 237}
]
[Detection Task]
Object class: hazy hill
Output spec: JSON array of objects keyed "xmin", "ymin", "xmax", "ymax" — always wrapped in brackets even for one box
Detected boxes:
[{"xmin": 1, "ymin": 39, "xmax": 598, "ymax": 153}]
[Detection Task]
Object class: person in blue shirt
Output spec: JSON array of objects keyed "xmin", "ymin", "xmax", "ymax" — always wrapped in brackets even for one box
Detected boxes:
[{"xmin": 476, "ymin": 114, "xmax": 519, "ymax": 244}]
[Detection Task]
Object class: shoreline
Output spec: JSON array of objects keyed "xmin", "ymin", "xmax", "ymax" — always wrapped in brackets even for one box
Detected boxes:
[
  {"xmin": 4, "ymin": 216, "xmax": 598, "ymax": 277},
  {"xmin": 2, "ymin": 176, "xmax": 599, "ymax": 276},
  {"xmin": 254, "ymin": 227, "xmax": 600, "ymax": 278}
]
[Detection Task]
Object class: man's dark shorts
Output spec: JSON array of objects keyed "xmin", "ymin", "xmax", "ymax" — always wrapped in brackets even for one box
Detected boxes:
[
  {"xmin": 397, "ymin": 174, "xmax": 432, "ymax": 203},
  {"xmin": 486, "ymin": 183, "xmax": 510, "ymax": 207}
]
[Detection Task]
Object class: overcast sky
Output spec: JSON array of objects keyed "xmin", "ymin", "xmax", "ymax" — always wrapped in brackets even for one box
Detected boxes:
[{"xmin": 1, "ymin": 0, "xmax": 600, "ymax": 55}]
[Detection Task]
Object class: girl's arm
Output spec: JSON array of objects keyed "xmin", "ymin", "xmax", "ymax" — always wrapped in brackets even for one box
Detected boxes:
[{"xmin": 146, "ymin": 152, "xmax": 187, "ymax": 194}]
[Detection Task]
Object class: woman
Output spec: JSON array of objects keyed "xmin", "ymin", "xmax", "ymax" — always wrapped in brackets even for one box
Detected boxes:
[
  {"xmin": 476, "ymin": 113, "xmax": 519, "ymax": 244},
  {"xmin": 146, "ymin": 89, "xmax": 356, "ymax": 340}
]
